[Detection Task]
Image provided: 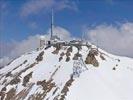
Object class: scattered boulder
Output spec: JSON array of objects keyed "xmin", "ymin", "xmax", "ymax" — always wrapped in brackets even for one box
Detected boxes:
[{"xmin": 113, "ymin": 67, "xmax": 116, "ymax": 70}]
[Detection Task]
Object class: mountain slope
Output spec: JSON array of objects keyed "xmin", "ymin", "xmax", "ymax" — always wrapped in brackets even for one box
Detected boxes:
[{"xmin": 0, "ymin": 44, "xmax": 133, "ymax": 100}]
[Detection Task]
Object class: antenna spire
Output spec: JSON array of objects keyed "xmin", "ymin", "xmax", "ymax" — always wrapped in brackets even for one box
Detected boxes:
[{"xmin": 51, "ymin": 9, "xmax": 54, "ymax": 40}]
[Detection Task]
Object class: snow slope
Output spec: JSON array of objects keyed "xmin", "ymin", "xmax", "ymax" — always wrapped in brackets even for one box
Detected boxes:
[{"xmin": 0, "ymin": 44, "xmax": 133, "ymax": 100}]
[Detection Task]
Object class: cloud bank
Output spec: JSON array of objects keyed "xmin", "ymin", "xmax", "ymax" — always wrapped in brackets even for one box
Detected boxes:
[
  {"xmin": 85, "ymin": 22, "xmax": 133, "ymax": 57},
  {"xmin": 0, "ymin": 26, "xmax": 71, "ymax": 67},
  {"xmin": 1, "ymin": 23, "xmax": 133, "ymax": 67}
]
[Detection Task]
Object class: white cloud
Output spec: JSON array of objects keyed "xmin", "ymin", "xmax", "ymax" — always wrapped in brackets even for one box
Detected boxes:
[
  {"xmin": 47, "ymin": 26, "xmax": 71, "ymax": 40},
  {"xmin": 0, "ymin": 26, "xmax": 71, "ymax": 67},
  {"xmin": 0, "ymin": 35, "xmax": 40, "ymax": 67},
  {"xmin": 85, "ymin": 22, "xmax": 133, "ymax": 57},
  {"xmin": 20, "ymin": 0, "xmax": 78, "ymax": 17},
  {"xmin": 9, "ymin": 35, "xmax": 41, "ymax": 58}
]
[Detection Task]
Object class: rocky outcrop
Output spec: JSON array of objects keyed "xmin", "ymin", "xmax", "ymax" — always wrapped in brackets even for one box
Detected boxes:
[
  {"xmin": 22, "ymin": 72, "xmax": 33, "ymax": 86},
  {"xmin": 36, "ymin": 51, "xmax": 44, "ymax": 62},
  {"xmin": 9, "ymin": 77, "xmax": 21, "ymax": 85},
  {"xmin": 5, "ymin": 88, "xmax": 16, "ymax": 100},
  {"xmin": 59, "ymin": 52, "xmax": 65, "ymax": 62},
  {"xmin": 65, "ymin": 46, "xmax": 72, "ymax": 62},
  {"xmin": 52, "ymin": 43, "xmax": 62, "ymax": 54},
  {"xmin": 60, "ymin": 77, "xmax": 74, "ymax": 100},
  {"xmin": 85, "ymin": 49, "xmax": 99, "ymax": 67},
  {"xmin": 35, "ymin": 79, "xmax": 56, "ymax": 99},
  {"xmin": 73, "ymin": 52, "xmax": 82, "ymax": 60}
]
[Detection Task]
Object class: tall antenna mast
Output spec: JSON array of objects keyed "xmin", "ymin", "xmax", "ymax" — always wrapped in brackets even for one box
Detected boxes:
[{"xmin": 50, "ymin": 9, "xmax": 54, "ymax": 40}]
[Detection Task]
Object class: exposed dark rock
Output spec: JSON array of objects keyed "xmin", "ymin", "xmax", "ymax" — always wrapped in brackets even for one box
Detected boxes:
[
  {"xmin": 54, "ymin": 43, "xmax": 62, "ymax": 50},
  {"xmin": 73, "ymin": 52, "xmax": 82, "ymax": 60},
  {"xmin": 22, "ymin": 72, "xmax": 33, "ymax": 86},
  {"xmin": 113, "ymin": 67, "xmax": 116, "ymax": 70},
  {"xmin": 23, "ymin": 60, "xmax": 28, "ymax": 64},
  {"xmin": 9, "ymin": 77, "xmax": 21, "ymax": 85},
  {"xmin": 75, "ymin": 45, "xmax": 82, "ymax": 51},
  {"xmin": 60, "ymin": 52, "xmax": 65, "ymax": 57},
  {"xmin": 52, "ymin": 49, "xmax": 59, "ymax": 54},
  {"xmin": 85, "ymin": 49, "xmax": 99, "ymax": 67},
  {"xmin": 5, "ymin": 88, "xmax": 16, "ymax": 100},
  {"xmin": 6, "ymin": 71, "xmax": 12, "ymax": 77},
  {"xmin": 89, "ymin": 49, "xmax": 98, "ymax": 55},
  {"xmin": 1, "ymin": 87, "xmax": 6, "ymax": 92},
  {"xmin": 36, "ymin": 51, "xmax": 44, "ymax": 62},
  {"xmin": 59, "ymin": 57, "xmax": 63, "ymax": 62},
  {"xmin": 0, "ymin": 91, "xmax": 5, "ymax": 100},
  {"xmin": 36, "ymin": 79, "xmax": 56, "ymax": 99},
  {"xmin": 53, "ymin": 88, "xmax": 58, "ymax": 95},
  {"xmin": 37, "ymin": 79, "xmax": 55, "ymax": 91},
  {"xmin": 60, "ymin": 77, "xmax": 74, "ymax": 100},
  {"xmin": 52, "ymin": 43, "xmax": 62, "ymax": 54},
  {"xmin": 66, "ymin": 57, "xmax": 70, "ymax": 62},
  {"xmin": 67, "ymin": 46, "xmax": 73, "ymax": 53},
  {"xmin": 86, "ymin": 45, "xmax": 92, "ymax": 49},
  {"xmin": 100, "ymin": 54, "xmax": 106, "ymax": 60},
  {"xmin": 12, "ymin": 83, "xmax": 34, "ymax": 100},
  {"xmin": 2, "ymin": 79, "xmax": 7, "ymax": 85},
  {"xmin": 66, "ymin": 52, "xmax": 71, "ymax": 57},
  {"xmin": 50, "ymin": 66, "xmax": 61, "ymax": 80},
  {"xmin": 0, "ymin": 87, "xmax": 7, "ymax": 100}
]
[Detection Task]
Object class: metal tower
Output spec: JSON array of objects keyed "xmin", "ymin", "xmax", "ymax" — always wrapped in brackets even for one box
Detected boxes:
[{"xmin": 50, "ymin": 9, "xmax": 54, "ymax": 40}]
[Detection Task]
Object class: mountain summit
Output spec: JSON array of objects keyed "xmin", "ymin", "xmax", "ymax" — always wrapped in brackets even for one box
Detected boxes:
[{"xmin": 0, "ymin": 41, "xmax": 133, "ymax": 100}]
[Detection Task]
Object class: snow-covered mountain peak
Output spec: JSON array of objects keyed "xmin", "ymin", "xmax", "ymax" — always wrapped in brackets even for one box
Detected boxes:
[{"xmin": 0, "ymin": 43, "xmax": 133, "ymax": 100}]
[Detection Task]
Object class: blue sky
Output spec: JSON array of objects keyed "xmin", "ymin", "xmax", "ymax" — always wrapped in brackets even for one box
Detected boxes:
[
  {"xmin": 0, "ymin": 0, "xmax": 133, "ymax": 63},
  {"xmin": 1, "ymin": 0, "xmax": 133, "ymax": 42}
]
